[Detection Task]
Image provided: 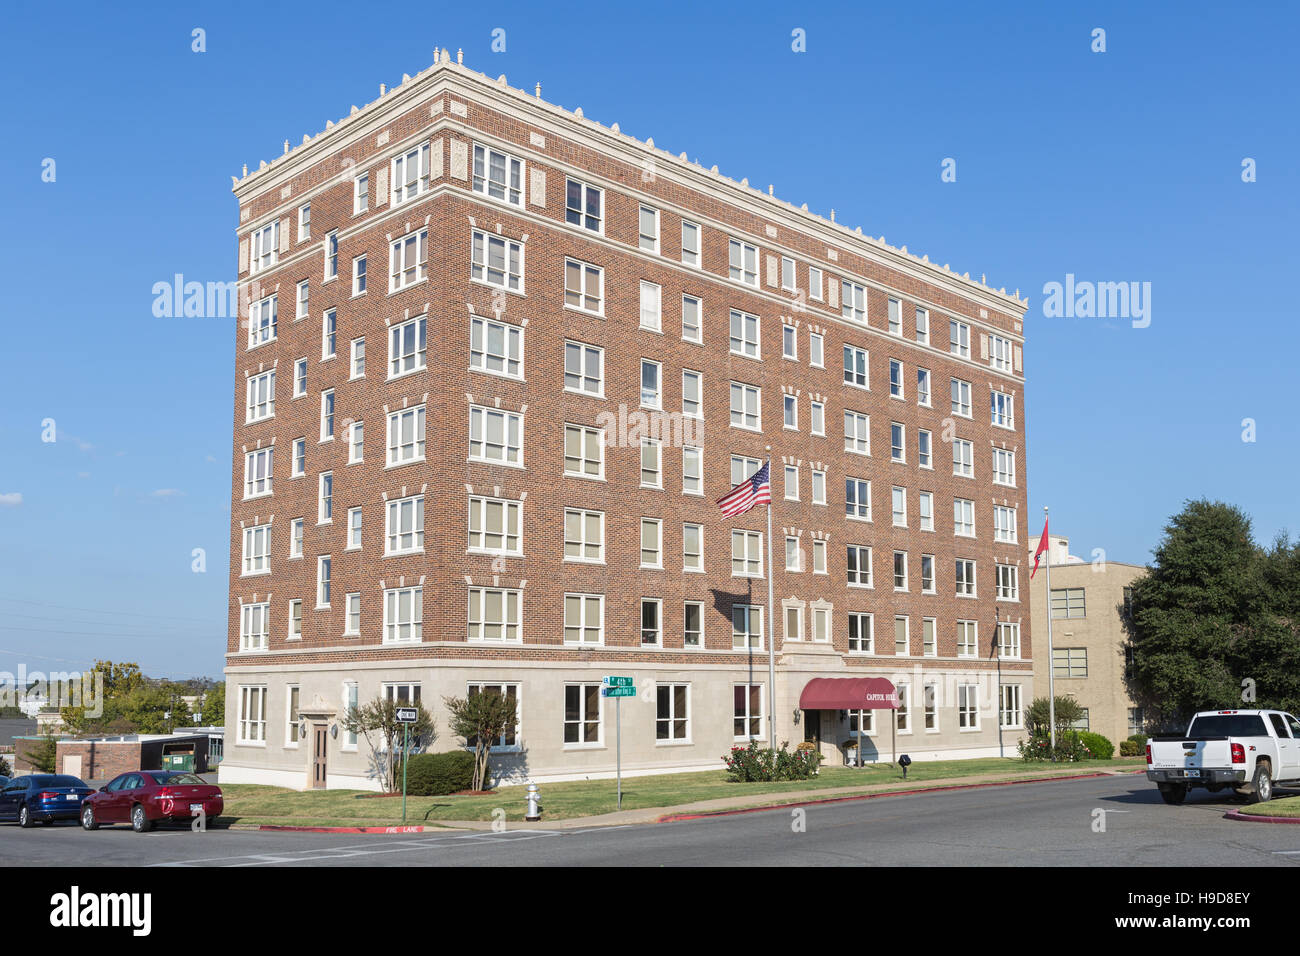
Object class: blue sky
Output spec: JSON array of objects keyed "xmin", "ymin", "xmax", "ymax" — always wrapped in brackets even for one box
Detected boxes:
[{"xmin": 1, "ymin": 1, "xmax": 1296, "ymax": 678}]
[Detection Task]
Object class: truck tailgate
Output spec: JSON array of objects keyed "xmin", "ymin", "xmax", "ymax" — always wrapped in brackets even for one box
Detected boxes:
[{"xmin": 1149, "ymin": 738, "xmax": 1232, "ymax": 773}]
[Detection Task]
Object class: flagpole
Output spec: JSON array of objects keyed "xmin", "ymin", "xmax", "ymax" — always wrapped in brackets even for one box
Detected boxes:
[
  {"xmin": 765, "ymin": 453, "xmax": 776, "ymax": 751},
  {"xmin": 1044, "ymin": 506, "xmax": 1056, "ymax": 754}
]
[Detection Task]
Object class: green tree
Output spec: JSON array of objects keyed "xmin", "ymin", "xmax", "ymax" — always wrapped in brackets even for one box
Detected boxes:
[
  {"xmin": 444, "ymin": 691, "xmax": 518, "ymax": 791},
  {"xmin": 1025, "ymin": 695, "xmax": 1086, "ymax": 736},
  {"xmin": 198, "ymin": 682, "xmax": 225, "ymax": 727},
  {"xmin": 340, "ymin": 696, "xmax": 435, "ymax": 792},
  {"xmin": 28, "ymin": 735, "xmax": 58, "ymax": 773}
]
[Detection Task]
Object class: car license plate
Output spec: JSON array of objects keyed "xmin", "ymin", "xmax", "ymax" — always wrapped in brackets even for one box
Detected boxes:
[
  {"xmin": 1184, "ymin": 770, "xmax": 1201, "ymax": 778},
  {"xmin": 65, "ymin": 794, "xmax": 76, "ymax": 801},
  {"xmin": 190, "ymin": 803, "xmax": 204, "ymax": 812}
]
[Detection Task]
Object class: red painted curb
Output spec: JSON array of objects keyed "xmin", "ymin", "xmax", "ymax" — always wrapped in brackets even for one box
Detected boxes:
[
  {"xmin": 1223, "ymin": 810, "xmax": 1300, "ymax": 824},
  {"xmin": 657, "ymin": 770, "xmax": 1136, "ymax": 822},
  {"xmin": 256, "ymin": 824, "xmax": 431, "ymax": 833}
]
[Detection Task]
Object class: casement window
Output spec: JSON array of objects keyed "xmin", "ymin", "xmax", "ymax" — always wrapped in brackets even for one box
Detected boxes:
[
  {"xmin": 785, "ymin": 536, "xmax": 801, "ymax": 571},
  {"xmin": 848, "ymin": 612, "xmax": 873, "ymax": 653},
  {"xmin": 346, "ymin": 506, "xmax": 362, "ymax": 549},
  {"xmin": 991, "ymin": 390, "xmax": 1016, "ymax": 429},
  {"xmin": 996, "ymin": 564, "xmax": 1020, "ymax": 601},
  {"xmin": 784, "ymin": 464, "xmax": 799, "ymax": 500},
  {"xmin": 999, "ymin": 684, "xmax": 1023, "ymax": 729},
  {"xmin": 296, "ymin": 279, "xmax": 309, "ymax": 319},
  {"xmin": 843, "ymin": 345, "xmax": 869, "ymax": 388},
  {"xmin": 951, "ymin": 378, "xmax": 972, "ymax": 418},
  {"xmin": 730, "ymin": 455, "xmax": 762, "ymax": 486},
  {"xmin": 681, "ymin": 369, "xmax": 703, "ymax": 418},
  {"xmin": 291, "ymin": 438, "xmax": 305, "ymax": 478},
  {"xmin": 1052, "ymin": 647, "xmax": 1088, "ymax": 678},
  {"xmin": 640, "ymin": 598, "xmax": 662, "ymax": 646},
  {"xmin": 842, "ymin": 280, "xmax": 867, "ymax": 323},
  {"xmin": 781, "ymin": 256, "xmax": 797, "ymax": 292},
  {"xmin": 639, "ymin": 280, "xmax": 662, "ymax": 331},
  {"xmin": 1051, "ymin": 588, "xmax": 1087, "ymax": 619},
  {"xmin": 782, "ymin": 324, "xmax": 797, "ymax": 360},
  {"xmin": 565, "ymin": 178, "xmax": 602, "ymax": 232},
  {"xmin": 923, "ymin": 618, "xmax": 937, "ymax": 657},
  {"xmin": 297, "ymin": 204, "xmax": 310, "ymax": 242},
  {"xmin": 320, "ymin": 389, "xmax": 335, "ymax": 441},
  {"xmin": 731, "ymin": 529, "xmax": 763, "ymax": 577},
  {"xmin": 238, "ymin": 686, "xmax": 267, "ymax": 743},
  {"xmin": 953, "ymin": 438, "xmax": 974, "ymax": 477},
  {"xmin": 242, "ymin": 524, "xmax": 271, "ymax": 575},
  {"xmin": 380, "ymin": 495, "xmax": 424, "ymax": 556},
  {"xmin": 292, "ymin": 358, "xmax": 307, "ymax": 398},
  {"xmin": 467, "ymin": 496, "xmax": 522, "ymax": 555},
  {"xmin": 728, "ymin": 238, "xmax": 758, "ymax": 286},
  {"xmin": 352, "ymin": 255, "xmax": 367, "ymax": 295},
  {"xmin": 681, "ymin": 219, "xmax": 701, "ymax": 267},
  {"xmin": 388, "ymin": 316, "xmax": 427, "ymax": 379},
  {"xmin": 239, "ymin": 603, "xmax": 268, "ymax": 652},
  {"xmin": 733, "ymin": 683, "xmax": 763, "ymax": 738},
  {"xmin": 564, "ymin": 593, "xmax": 604, "ymax": 645},
  {"xmin": 845, "ymin": 477, "xmax": 871, "ymax": 521},
  {"xmin": 732, "ymin": 607, "xmax": 763, "ymax": 652},
  {"xmin": 918, "ymin": 429, "xmax": 933, "ymax": 469},
  {"xmin": 681, "ymin": 294, "xmax": 702, "ymax": 343},
  {"xmin": 957, "ymin": 620, "xmax": 978, "ymax": 657},
  {"xmin": 639, "ymin": 205, "xmax": 660, "ymax": 252},
  {"xmin": 808, "ymin": 265, "xmax": 823, "ymax": 300},
  {"xmin": 959, "ymin": 685, "xmax": 979, "ymax": 729},
  {"xmin": 641, "ymin": 518, "xmax": 663, "ymax": 569},
  {"xmin": 325, "ymin": 230, "xmax": 338, "ymax": 280},
  {"xmin": 729, "ymin": 308, "xmax": 760, "ymax": 357},
  {"xmin": 917, "ymin": 368, "xmax": 931, "ymax": 407},
  {"xmin": 812, "ymin": 539, "xmax": 827, "ymax": 574},
  {"xmin": 350, "ymin": 337, "xmax": 365, "ymax": 379},
  {"xmin": 683, "ymin": 522, "xmax": 703, "ymax": 571},
  {"xmin": 890, "ymin": 423, "xmax": 905, "ymax": 462},
  {"xmin": 565, "ymin": 340, "xmax": 604, "ymax": 395},
  {"xmin": 348, "ymin": 422, "xmax": 364, "ymax": 464},
  {"xmin": 807, "ymin": 401, "xmax": 825, "ymax": 437},
  {"xmin": 992, "ymin": 448, "xmax": 1017, "ymax": 487},
  {"xmin": 729, "ymin": 382, "xmax": 761, "ymax": 430},
  {"xmin": 657, "ymin": 683, "xmax": 690, "ymax": 740},
  {"xmin": 918, "ymin": 491, "xmax": 934, "ymax": 531},
  {"xmin": 386, "ymin": 405, "xmax": 426, "ymax": 466},
  {"xmin": 810, "ymin": 469, "xmax": 827, "ymax": 506},
  {"xmin": 345, "ymin": 593, "xmax": 361, "ymax": 635},
  {"xmin": 389, "ymin": 229, "xmax": 428, "ymax": 292},
  {"xmin": 888, "ymin": 297, "xmax": 902, "ymax": 335},
  {"xmin": 954, "ymin": 498, "xmax": 975, "ymax": 537},
  {"xmin": 470, "ymin": 230, "xmax": 523, "ymax": 292},
  {"xmin": 896, "ymin": 685, "xmax": 911, "ymax": 732},
  {"xmin": 889, "ymin": 359, "xmax": 904, "ymax": 398},
  {"xmin": 564, "ymin": 424, "xmax": 604, "ymax": 479},
  {"xmin": 564, "ymin": 508, "xmax": 604, "ymax": 562},
  {"xmin": 290, "ymin": 518, "xmax": 304, "ymax": 559},
  {"xmin": 244, "ymin": 447, "xmax": 273, "ymax": 499},
  {"xmin": 288, "ymin": 599, "xmax": 302, "ymax": 640},
  {"xmin": 955, "ymin": 558, "xmax": 977, "ymax": 597},
  {"xmin": 994, "ymin": 505, "xmax": 1018, "ymax": 543},
  {"xmin": 891, "ymin": 486, "xmax": 907, "ymax": 527},
  {"xmin": 844, "ymin": 410, "xmax": 870, "ymax": 455},
  {"xmin": 316, "ymin": 555, "xmax": 331, "ymax": 608},
  {"xmin": 468, "ymin": 587, "xmax": 521, "ymax": 642},
  {"xmin": 639, "ymin": 438, "xmax": 661, "ymax": 487},
  {"xmin": 469, "ymin": 405, "xmax": 522, "ymax": 466},
  {"xmin": 383, "ymin": 586, "xmax": 422, "ymax": 643},
  {"xmin": 998, "ymin": 622, "xmax": 1022, "ymax": 659},
  {"xmin": 990, "ymin": 334, "xmax": 1013, "ymax": 372},
  {"xmin": 894, "ymin": 552, "xmax": 909, "ymax": 591},
  {"xmin": 248, "ymin": 294, "xmax": 277, "ymax": 349},
  {"xmin": 846, "ymin": 544, "xmax": 872, "ymax": 587},
  {"xmin": 641, "ymin": 359, "xmax": 662, "ymax": 409},
  {"xmin": 893, "ymin": 616, "xmax": 910, "ymax": 656},
  {"xmin": 249, "ymin": 221, "xmax": 278, "ymax": 275},
  {"xmin": 563, "ymin": 684, "xmax": 601, "ymax": 744},
  {"xmin": 470, "ymin": 316, "xmax": 523, "ymax": 379},
  {"xmin": 564, "ymin": 258, "xmax": 603, "ymax": 314},
  {"xmin": 809, "ymin": 331, "xmax": 824, "ymax": 367},
  {"xmin": 921, "ymin": 554, "xmax": 935, "ymax": 594},
  {"xmin": 392, "ymin": 142, "xmax": 430, "ymax": 205},
  {"xmin": 472, "ymin": 143, "xmax": 524, "ymax": 206},
  {"xmin": 322, "ymin": 308, "xmax": 337, "ymax": 359},
  {"xmin": 353, "ymin": 172, "xmax": 368, "ymax": 214},
  {"xmin": 949, "ymin": 319, "xmax": 970, "ymax": 358},
  {"xmin": 318, "ymin": 471, "xmax": 333, "ymax": 523},
  {"xmin": 915, "ymin": 307, "xmax": 930, "ymax": 345}
]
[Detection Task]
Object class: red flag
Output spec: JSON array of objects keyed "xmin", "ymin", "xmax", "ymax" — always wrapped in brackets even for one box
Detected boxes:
[{"xmin": 1030, "ymin": 515, "xmax": 1049, "ymax": 578}]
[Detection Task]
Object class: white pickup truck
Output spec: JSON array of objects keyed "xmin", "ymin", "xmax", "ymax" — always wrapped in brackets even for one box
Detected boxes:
[{"xmin": 1147, "ymin": 709, "xmax": 1300, "ymax": 805}]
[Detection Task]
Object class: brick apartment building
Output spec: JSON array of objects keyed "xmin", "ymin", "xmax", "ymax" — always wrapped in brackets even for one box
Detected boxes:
[{"xmin": 223, "ymin": 50, "xmax": 1033, "ymax": 790}]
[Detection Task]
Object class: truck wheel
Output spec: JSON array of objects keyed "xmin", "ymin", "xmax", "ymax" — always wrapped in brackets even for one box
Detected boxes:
[
  {"xmin": 1159, "ymin": 783, "xmax": 1188, "ymax": 805},
  {"xmin": 1250, "ymin": 764, "xmax": 1273, "ymax": 804}
]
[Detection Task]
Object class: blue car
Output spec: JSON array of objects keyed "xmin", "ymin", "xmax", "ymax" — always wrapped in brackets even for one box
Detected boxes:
[{"xmin": 0, "ymin": 774, "xmax": 95, "ymax": 827}]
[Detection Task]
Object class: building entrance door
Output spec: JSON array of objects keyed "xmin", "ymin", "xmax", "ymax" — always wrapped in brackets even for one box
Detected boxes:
[
  {"xmin": 312, "ymin": 724, "xmax": 328, "ymax": 789},
  {"xmin": 803, "ymin": 710, "xmax": 821, "ymax": 749}
]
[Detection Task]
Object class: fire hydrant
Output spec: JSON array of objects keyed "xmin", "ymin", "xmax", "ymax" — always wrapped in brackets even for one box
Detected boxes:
[{"xmin": 525, "ymin": 783, "xmax": 542, "ymax": 821}]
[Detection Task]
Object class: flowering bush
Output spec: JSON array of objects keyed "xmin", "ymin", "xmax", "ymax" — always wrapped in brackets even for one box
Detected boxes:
[
  {"xmin": 1016, "ymin": 729, "xmax": 1090, "ymax": 762},
  {"xmin": 723, "ymin": 739, "xmax": 824, "ymax": 782}
]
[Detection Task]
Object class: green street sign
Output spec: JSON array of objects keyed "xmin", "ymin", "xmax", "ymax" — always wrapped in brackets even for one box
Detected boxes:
[
  {"xmin": 603, "ymin": 676, "xmax": 633, "ymax": 688},
  {"xmin": 601, "ymin": 686, "xmax": 636, "ymax": 698}
]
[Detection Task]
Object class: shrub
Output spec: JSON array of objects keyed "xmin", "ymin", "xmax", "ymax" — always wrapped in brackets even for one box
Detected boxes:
[
  {"xmin": 1119, "ymin": 739, "xmax": 1141, "ymax": 757},
  {"xmin": 0, "ymin": 755, "xmax": 10, "ymax": 776},
  {"xmin": 1128, "ymin": 733, "xmax": 1149, "ymax": 748},
  {"xmin": 723, "ymin": 740, "xmax": 823, "ymax": 782},
  {"xmin": 400, "ymin": 750, "xmax": 477, "ymax": 796},
  {"xmin": 1078, "ymin": 731, "xmax": 1114, "ymax": 760},
  {"xmin": 1017, "ymin": 730, "xmax": 1090, "ymax": 762}
]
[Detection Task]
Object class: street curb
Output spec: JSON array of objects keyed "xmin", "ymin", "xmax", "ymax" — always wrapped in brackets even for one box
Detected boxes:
[
  {"xmin": 1222, "ymin": 810, "xmax": 1300, "ymax": 824},
  {"xmin": 251, "ymin": 824, "xmax": 439, "ymax": 833}
]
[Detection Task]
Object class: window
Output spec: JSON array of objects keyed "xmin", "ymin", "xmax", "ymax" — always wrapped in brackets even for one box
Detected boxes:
[
  {"xmin": 657, "ymin": 684, "xmax": 690, "ymax": 740},
  {"xmin": 783, "ymin": 324, "xmax": 797, "ymax": 360},
  {"xmin": 291, "ymin": 438, "xmax": 305, "ymax": 477},
  {"xmin": 353, "ymin": 172, "xmax": 368, "ymax": 214},
  {"xmin": 812, "ymin": 539, "xmax": 827, "ymax": 574},
  {"xmin": 732, "ymin": 608, "xmax": 763, "ymax": 651},
  {"xmin": 784, "ymin": 464, "xmax": 799, "ymax": 500},
  {"xmin": 466, "ymin": 684, "xmax": 520, "ymax": 749},
  {"xmin": 994, "ymin": 506, "xmax": 1018, "ymax": 543},
  {"xmin": 808, "ymin": 266, "xmax": 823, "ymax": 301},
  {"xmin": 729, "ymin": 309, "xmax": 760, "ymax": 358},
  {"xmin": 387, "ymin": 230, "xmax": 428, "ymax": 292},
  {"xmin": 383, "ymin": 586, "xmax": 422, "ymax": 642},
  {"xmin": 996, "ymin": 564, "xmax": 1019, "ymax": 601},
  {"xmin": 955, "ymin": 558, "xmax": 976, "ymax": 597},
  {"xmin": 470, "ymin": 230, "xmax": 521, "ymax": 292},
  {"xmin": 844, "ymin": 411, "xmax": 870, "ymax": 455},
  {"xmin": 350, "ymin": 337, "xmax": 365, "ymax": 379},
  {"xmin": 958, "ymin": 685, "xmax": 979, "ymax": 729},
  {"xmin": 564, "ymin": 684, "xmax": 601, "ymax": 743},
  {"xmin": 325, "ymin": 230, "xmax": 338, "ymax": 281},
  {"xmin": 681, "ymin": 369, "xmax": 702, "ymax": 418},
  {"xmin": 1128, "ymin": 708, "xmax": 1145, "ymax": 737},
  {"xmin": 783, "ymin": 395, "xmax": 798, "ymax": 430},
  {"xmin": 385, "ymin": 495, "xmax": 424, "ymax": 554},
  {"xmin": 469, "ymin": 405, "xmax": 523, "ymax": 466},
  {"xmin": 811, "ymin": 469, "xmax": 826, "ymax": 505},
  {"xmin": 915, "ymin": 307, "xmax": 930, "ymax": 345},
  {"xmin": 924, "ymin": 683, "xmax": 938, "ymax": 729},
  {"xmin": 916, "ymin": 368, "xmax": 931, "ymax": 407},
  {"xmin": 564, "ymin": 509, "xmax": 604, "ymax": 562},
  {"xmin": 564, "ymin": 593, "xmax": 604, "ymax": 645},
  {"xmin": 387, "ymin": 316, "xmax": 427, "ymax": 379},
  {"xmin": 848, "ymin": 709, "xmax": 874, "ymax": 736},
  {"xmin": 683, "ymin": 523, "xmax": 703, "ymax": 571},
  {"xmin": 563, "ymin": 340, "xmax": 603, "ymax": 396},
  {"xmin": 953, "ymin": 378, "xmax": 973, "ymax": 417},
  {"xmin": 728, "ymin": 238, "xmax": 758, "ymax": 286},
  {"xmin": 320, "ymin": 389, "xmax": 335, "ymax": 441},
  {"xmin": 316, "ymin": 555, "xmax": 331, "ymax": 607},
  {"xmin": 847, "ymin": 544, "xmax": 872, "ymax": 587},
  {"xmin": 842, "ymin": 280, "xmax": 866, "ymax": 323},
  {"xmin": 345, "ymin": 593, "xmax": 361, "ymax": 635},
  {"xmin": 321, "ymin": 308, "xmax": 337, "ymax": 360},
  {"xmin": 564, "ymin": 424, "xmax": 604, "ymax": 478},
  {"xmin": 296, "ymin": 279, "xmax": 309, "ymax": 319},
  {"xmin": 386, "ymin": 405, "xmax": 426, "ymax": 466},
  {"xmin": 348, "ymin": 255, "xmax": 366, "ymax": 296},
  {"xmin": 957, "ymin": 620, "xmax": 978, "ymax": 658},
  {"xmin": 889, "ymin": 359, "xmax": 904, "ymax": 398},
  {"xmin": 918, "ymin": 429, "xmax": 932, "ymax": 469},
  {"xmin": 470, "ymin": 316, "xmax": 523, "ymax": 379},
  {"xmin": 641, "ymin": 359, "xmax": 662, "ymax": 409},
  {"xmin": 990, "ymin": 334, "xmax": 1013, "ymax": 372},
  {"xmin": 641, "ymin": 518, "xmax": 663, "ymax": 568},
  {"xmin": 293, "ymin": 357, "xmax": 307, "ymax": 398},
  {"xmin": 891, "ymin": 486, "xmax": 906, "ymax": 527},
  {"xmin": 683, "ymin": 446, "xmax": 703, "ymax": 495},
  {"xmin": 290, "ymin": 518, "xmax": 304, "ymax": 559},
  {"xmin": 468, "ymin": 588, "xmax": 521, "ymax": 642},
  {"xmin": 991, "ymin": 390, "xmax": 1015, "ymax": 429},
  {"xmin": 729, "ymin": 383, "xmax": 761, "ymax": 430},
  {"xmin": 921, "ymin": 554, "xmax": 935, "ymax": 593},
  {"xmin": 890, "ymin": 422, "xmax": 905, "ymax": 462},
  {"xmin": 472, "ymin": 143, "xmax": 524, "ymax": 206},
  {"xmin": 730, "ymin": 455, "xmax": 762, "ymax": 486},
  {"xmin": 318, "ymin": 471, "xmax": 333, "ymax": 522},
  {"xmin": 848, "ymin": 612, "xmax": 873, "ymax": 653},
  {"xmin": 810, "ymin": 401, "xmax": 825, "ymax": 436},
  {"xmin": 922, "ymin": 618, "xmax": 937, "ymax": 657},
  {"xmin": 348, "ymin": 421, "xmax": 364, "ymax": 464},
  {"xmin": 731, "ymin": 530, "xmax": 762, "ymax": 577},
  {"xmin": 243, "ymin": 448, "xmax": 273, "ymax": 499},
  {"xmin": 239, "ymin": 602, "xmax": 268, "ymax": 651},
  {"xmin": 845, "ymin": 477, "xmax": 871, "ymax": 521},
  {"xmin": 247, "ymin": 294, "xmax": 277, "ymax": 349},
  {"xmin": 238, "ymin": 686, "xmax": 266, "ymax": 743},
  {"xmin": 992, "ymin": 448, "xmax": 1017, "ymax": 487},
  {"xmin": 954, "ymin": 498, "xmax": 975, "ymax": 537},
  {"xmin": 896, "ymin": 685, "xmax": 911, "ymax": 732},
  {"xmin": 949, "ymin": 319, "xmax": 970, "ymax": 358},
  {"xmin": 640, "ymin": 599, "xmax": 662, "ymax": 646},
  {"xmin": 997, "ymin": 622, "xmax": 1021, "ymax": 659},
  {"xmin": 392, "ymin": 143, "xmax": 430, "ymax": 205},
  {"xmin": 467, "ymin": 496, "xmax": 522, "ymax": 555},
  {"xmin": 888, "ymin": 297, "xmax": 902, "ymax": 335},
  {"xmin": 565, "ymin": 178, "xmax": 602, "ymax": 232},
  {"xmin": 953, "ymin": 438, "xmax": 973, "ymax": 477},
  {"xmin": 894, "ymin": 552, "xmax": 908, "ymax": 591},
  {"xmin": 249, "ymin": 221, "xmax": 278, "ymax": 275},
  {"xmin": 681, "ymin": 220, "xmax": 700, "ymax": 267},
  {"xmin": 999, "ymin": 685, "xmax": 1023, "ymax": 729},
  {"xmin": 681, "ymin": 294, "xmax": 702, "ymax": 343},
  {"xmin": 347, "ymin": 505, "xmax": 362, "ymax": 547},
  {"xmin": 1051, "ymin": 588, "xmax": 1086, "ymax": 619},
  {"xmin": 297, "ymin": 204, "xmax": 310, "ymax": 241},
  {"xmin": 289, "ymin": 599, "xmax": 302, "ymax": 640},
  {"xmin": 918, "ymin": 491, "xmax": 934, "ymax": 531},
  {"xmin": 809, "ymin": 331, "xmax": 824, "ymax": 367},
  {"xmin": 564, "ymin": 258, "xmax": 603, "ymax": 314},
  {"xmin": 639, "ymin": 205, "xmax": 660, "ymax": 252},
  {"xmin": 843, "ymin": 345, "xmax": 869, "ymax": 388},
  {"xmin": 639, "ymin": 281, "xmax": 662, "ymax": 331},
  {"xmin": 1053, "ymin": 647, "xmax": 1088, "ymax": 678},
  {"xmin": 785, "ymin": 536, "xmax": 801, "ymax": 571}
]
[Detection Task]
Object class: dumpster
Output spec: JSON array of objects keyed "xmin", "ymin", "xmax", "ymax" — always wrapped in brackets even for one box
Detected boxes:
[{"xmin": 163, "ymin": 753, "xmax": 195, "ymax": 772}]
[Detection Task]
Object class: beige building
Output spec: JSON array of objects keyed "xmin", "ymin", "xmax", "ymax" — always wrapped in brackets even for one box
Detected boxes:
[{"xmin": 1029, "ymin": 535, "xmax": 1145, "ymax": 746}]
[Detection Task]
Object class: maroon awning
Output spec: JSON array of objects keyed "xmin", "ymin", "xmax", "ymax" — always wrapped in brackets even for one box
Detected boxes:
[{"xmin": 799, "ymin": 677, "xmax": 899, "ymax": 710}]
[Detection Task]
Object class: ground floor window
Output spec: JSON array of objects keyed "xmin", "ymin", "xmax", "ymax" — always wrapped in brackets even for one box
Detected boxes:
[
  {"xmin": 656, "ymin": 684, "xmax": 689, "ymax": 741},
  {"xmin": 958, "ymin": 685, "xmax": 979, "ymax": 730},
  {"xmin": 733, "ymin": 684, "xmax": 763, "ymax": 740},
  {"xmin": 1128, "ymin": 707, "xmax": 1144, "ymax": 737},
  {"xmin": 239, "ymin": 685, "xmax": 266, "ymax": 743},
  {"xmin": 923, "ymin": 684, "xmax": 937, "ymax": 730},
  {"xmin": 896, "ymin": 685, "xmax": 910, "ymax": 732},
  {"xmin": 564, "ymin": 684, "xmax": 601, "ymax": 744},
  {"xmin": 467, "ymin": 683, "xmax": 519, "ymax": 748},
  {"xmin": 1068, "ymin": 708, "xmax": 1090, "ymax": 731},
  {"xmin": 998, "ymin": 684, "xmax": 1022, "ymax": 729},
  {"xmin": 384, "ymin": 682, "xmax": 421, "ymax": 705},
  {"xmin": 847, "ymin": 709, "xmax": 875, "ymax": 735}
]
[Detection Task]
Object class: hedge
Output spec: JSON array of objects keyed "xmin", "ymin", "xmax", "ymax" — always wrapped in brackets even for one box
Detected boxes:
[
  {"xmin": 1078, "ymin": 731, "xmax": 1114, "ymax": 759},
  {"xmin": 400, "ymin": 750, "xmax": 478, "ymax": 795}
]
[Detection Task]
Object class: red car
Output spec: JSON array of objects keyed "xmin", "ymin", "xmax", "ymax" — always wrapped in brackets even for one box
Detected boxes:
[{"xmin": 80, "ymin": 771, "xmax": 223, "ymax": 833}]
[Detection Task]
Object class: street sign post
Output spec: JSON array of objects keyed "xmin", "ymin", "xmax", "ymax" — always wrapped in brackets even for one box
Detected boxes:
[
  {"xmin": 601, "ymin": 677, "xmax": 635, "ymax": 809},
  {"xmin": 395, "ymin": 707, "xmax": 418, "ymax": 823}
]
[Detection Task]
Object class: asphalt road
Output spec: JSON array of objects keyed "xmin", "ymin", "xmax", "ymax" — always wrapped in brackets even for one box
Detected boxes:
[{"xmin": 4, "ymin": 774, "xmax": 1299, "ymax": 867}]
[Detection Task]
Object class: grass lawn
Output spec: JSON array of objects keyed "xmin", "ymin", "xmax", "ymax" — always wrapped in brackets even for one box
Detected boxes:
[
  {"xmin": 1237, "ymin": 795, "xmax": 1300, "ymax": 817},
  {"xmin": 218, "ymin": 755, "xmax": 1144, "ymax": 826}
]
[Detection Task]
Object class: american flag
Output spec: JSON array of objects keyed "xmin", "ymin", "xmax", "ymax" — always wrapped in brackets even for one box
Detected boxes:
[{"xmin": 717, "ymin": 461, "xmax": 771, "ymax": 517}]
